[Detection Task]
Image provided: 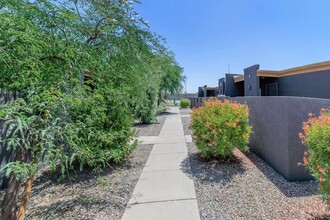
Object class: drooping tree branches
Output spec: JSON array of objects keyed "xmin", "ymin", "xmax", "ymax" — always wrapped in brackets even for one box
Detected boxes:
[{"xmin": 0, "ymin": 0, "xmax": 184, "ymax": 219}]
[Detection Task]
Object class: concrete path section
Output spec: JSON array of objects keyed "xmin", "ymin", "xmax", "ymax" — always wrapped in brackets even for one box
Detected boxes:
[{"xmin": 122, "ymin": 107, "xmax": 200, "ymax": 220}]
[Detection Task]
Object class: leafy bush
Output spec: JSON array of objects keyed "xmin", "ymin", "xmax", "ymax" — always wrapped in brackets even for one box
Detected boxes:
[
  {"xmin": 300, "ymin": 108, "xmax": 330, "ymax": 209},
  {"xmin": 180, "ymin": 98, "xmax": 191, "ymax": 108},
  {"xmin": 190, "ymin": 98, "xmax": 252, "ymax": 159},
  {"xmin": 0, "ymin": 0, "xmax": 184, "ymax": 218}
]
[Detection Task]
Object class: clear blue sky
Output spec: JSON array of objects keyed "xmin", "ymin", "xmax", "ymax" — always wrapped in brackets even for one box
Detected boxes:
[{"xmin": 135, "ymin": 0, "xmax": 330, "ymax": 93}]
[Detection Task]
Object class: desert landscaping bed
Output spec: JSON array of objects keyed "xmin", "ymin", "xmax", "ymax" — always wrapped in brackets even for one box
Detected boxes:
[
  {"xmin": 0, "ymin": 112, "xmax": 167, "ymax": 220},
  {"xmin": 179, "ymin": 108, "xmax": 192, "ymax": 116},
  {"xmin": 133, "ymin": 113, "xmax": 168, "ymax": 136},
  {"xmin": 184, "ymin": 142, "xmax": 329, "ymax": 220},
  {"xmin": 0, "ymin": 144, "xmax": 153, "ymax": 220},
  {"xmin": 181, "ymin": 116, "xmax": 192, "ymax": 135},
  {"xmin": 180, "ymin": 108, "xmax": 192, "ymax": 136}
]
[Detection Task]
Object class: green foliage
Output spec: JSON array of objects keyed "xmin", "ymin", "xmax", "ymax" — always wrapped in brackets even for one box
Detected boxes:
[
  {"xmin": 180, "ymin": 98, "xmax": 191, "ymax": 109},
  {"xmin": 77, "ymin": 195, "xmax": 101, "ymax": 204},
  {"xmin": 0, "ymin": 0, "xmax": 184, "ymax": 217},
  {"xmin": 135, "ymin": 89, "xmax": 158, "ymax": 124},
  {"xmin": 97, "ymin": 176, "xmax": 111, "ymax": 189},
  {"xmin": 190, "ymin": 99, "xmax": 252, "ymax": 159},
  {"xmin": 0, "ymin": 0, "xmax": 184, "ymax": 218},
  {"xmin": 0, "ymin": 0, "xmax": 184, "ymax": 175},
  {"xmin": 300, "ymin": 109, "xmax": 330, "ymax": 209}
]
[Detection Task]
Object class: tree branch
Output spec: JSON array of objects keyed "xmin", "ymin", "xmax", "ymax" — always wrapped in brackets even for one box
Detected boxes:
[{"xmin": 87, "ymin": 18, "xmax": 106, "ymax": 44}]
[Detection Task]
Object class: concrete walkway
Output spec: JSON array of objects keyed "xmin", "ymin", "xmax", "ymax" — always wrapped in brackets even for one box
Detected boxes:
[{"xmin": 122, "ymin": 107, "xmax": 200, "ymax": 220}]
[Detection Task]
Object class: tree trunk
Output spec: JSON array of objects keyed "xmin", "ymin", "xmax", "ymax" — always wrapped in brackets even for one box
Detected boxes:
[
  {"xmin": 17, "ymin": 150, "xmax": 38, "ymax": 220},
  {"xmin": 1, "ymin": 175, "xmax": 21, "ymax": 220},
  {"xmin": 16, "ymin": 173, "xmax": 35, "ymax": 220},
  {"xmin": 1, "ymin": 149, "xmax": 31, "ymax": 220}
]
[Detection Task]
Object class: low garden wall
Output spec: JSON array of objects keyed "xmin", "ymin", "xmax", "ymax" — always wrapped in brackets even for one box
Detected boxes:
[{"xmin": 189, "ymin": 96, "xmax": 330, "ymax": 181}]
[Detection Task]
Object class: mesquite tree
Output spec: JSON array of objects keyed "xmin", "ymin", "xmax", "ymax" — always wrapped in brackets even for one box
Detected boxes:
[{"xmin": 0, "ymin": 0, "xmax": 184, "ymax": 219}]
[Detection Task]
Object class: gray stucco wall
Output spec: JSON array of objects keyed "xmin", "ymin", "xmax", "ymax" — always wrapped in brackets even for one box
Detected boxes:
[
  {"xmin": 225, "ymin": 74, "xmax": 244, "ymax": 97},
  {"xmin": 188, "ymin": 96, "xmax": 330, "ymax": 181},
  {"xmin": 232, "ymin": 97, "xmax": 330, "ymax": 181},
  {"xmin": 278, "ymin": 70, "xmax": 330, "ymax": 99},
  {"xmin": 244, "ymin": 65, "xmax": 260, "ymax": 96}
]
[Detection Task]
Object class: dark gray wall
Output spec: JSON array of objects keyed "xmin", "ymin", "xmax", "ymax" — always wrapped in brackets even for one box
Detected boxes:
[
  {"xmin": 232, "ymin": 97, "xmax": 330, "ymax": 181},
  {"xmin": 206, "ymin": 89, "xmax": 218, "ymax": 97},
  {"xmin": 190, "ymin": 97, "xmax": 207, "ymax": 109},
  {"xmin": 198, "ymin": 87, "xmax": 204, "ymax": 97},
  {"xmin": 0, "ymin": 128, "xmax": 16, "ymax": 189},
  {"xmin": 244, "ymin": 65, "xmax": 260, "ymax": 96},
  {"xmin": 189, "ymin": 96, "xmax": 330, "ymax": 181},
  {"xmin": 225, "ymin": 74, "xmax": 244, "ymax": 97},
  {"xmin": 0, "ymin": 92, "xmax": 17, "ymax": 189},
  {"xmin": 278, "ymin": 70, "xmax": 330, "ymax": 99},
  {"xmin": 260, "ymin": 77, "xmax": 279, "ymax": 96},
  {"xmin": 218, "ymin": 78, "xmax": 225, "ymax": 95}
]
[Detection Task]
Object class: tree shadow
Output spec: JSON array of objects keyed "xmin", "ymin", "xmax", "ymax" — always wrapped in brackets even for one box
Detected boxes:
[
  {"xmin": 181, "ymin": 149, "xmax": 248, "ymax": 186},
  {"xmin": 18, "ymin": 144, "xmax": 153, "ymax": 220},
  {"xmin": 159, "ymin": 111, "xmax": 178, "ymax": 116},
  {"xmin": 242, "ymin": 151, "xmax": 319, "ymax": 198},
  {"xmin": 26, "ymin": 194, "xmax": 118, "ymax": 219},
  {"xmin": 32, "ymin": 157, "xmax": 133, "ymax": 196},
  {"xmin": 133, "ymin": 111, "xmax": 171, "ymax": 127}
]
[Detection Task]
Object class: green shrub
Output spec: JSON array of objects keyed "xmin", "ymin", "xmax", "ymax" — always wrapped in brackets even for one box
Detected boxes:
[
  {"xmin": 300, "ymin": 108, "xmax": 330, "ymax": 209},
  {"xmin": 190, "ymin": 98, "xmax": 252, "ymax": 159},
  {"xmin": 180, "ymin": 98, "xmax": 191, "ymax": 108}
]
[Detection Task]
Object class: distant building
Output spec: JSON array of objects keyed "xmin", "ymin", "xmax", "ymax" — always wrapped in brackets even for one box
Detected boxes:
[
  {"xmin": 218, "ymin": 74, "xmax": 244, "ymax": 97},
  {"xmin": 198, "ymin": 85, "xmax": 219, "ymax": 97},
  {"xmin": 217, "ymin": 61, "xmax": 330, "ymax": 99},
  {"xmin": 166, "ymin": 93, "xmax": 198, "ymax": 100}
]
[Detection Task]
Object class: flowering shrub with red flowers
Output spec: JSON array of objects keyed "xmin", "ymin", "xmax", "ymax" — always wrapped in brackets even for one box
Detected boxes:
[
  {"xmin": 300, "ymin": 108, "xmax": 330, "ymax": 209},
  {"xmin": 190, "ymin": 98, "xmax": 252, "ymax": 159}
]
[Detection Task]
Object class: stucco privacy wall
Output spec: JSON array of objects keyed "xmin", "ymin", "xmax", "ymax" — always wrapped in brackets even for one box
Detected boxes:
[{"xmin": 189, "ymin": 96, "xmax": 330, "ymax": 181}]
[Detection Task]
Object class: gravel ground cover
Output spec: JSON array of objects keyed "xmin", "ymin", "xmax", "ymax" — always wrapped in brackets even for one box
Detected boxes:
[
  {"xmin": 180, "ymin": 108, "xmax": 192, "ymax": 115},
  {"xmin": 183, "ymin": 143, "xmax": 330, "ymax": 220},
  {"xmin": 181, "ymin": 116, "xmax": 192, "ymax": 135},
  {"xmin": 133, "ymin": 112, "xmax": 168, "ymax": 136},
  {"xmin": 0, "ymin": 144, "xmax": 153, "ymax": 220}
]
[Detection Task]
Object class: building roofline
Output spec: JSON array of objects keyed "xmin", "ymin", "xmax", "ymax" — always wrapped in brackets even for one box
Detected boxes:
[
  {"xmin": 234, "ymin": 75, "xmax": 244, "ymax": 83},
  {"xmin": 203, "ymin": 86, "xmax": 219, "ymax": 90},
  {"xmin": 235, "ymin": 60, "xmax": 330, "ymax": 83},
  {"xmin": 257, "ymin": 60, "xmax": 330, "ymax": 77}
]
